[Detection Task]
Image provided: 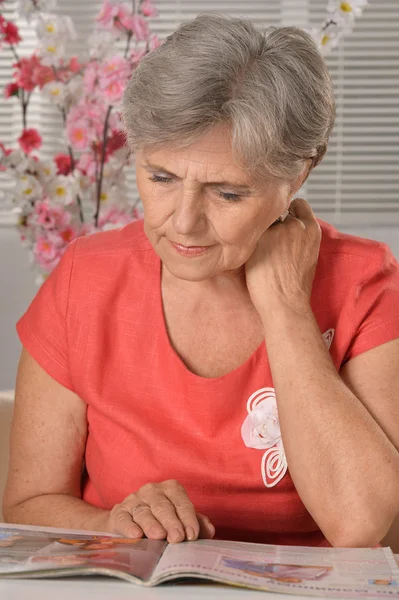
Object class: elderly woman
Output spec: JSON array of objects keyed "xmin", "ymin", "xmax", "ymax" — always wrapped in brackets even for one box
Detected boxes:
[{"xmin": 3, "ymin": 14, "xmax": 399, "ymax": 549}]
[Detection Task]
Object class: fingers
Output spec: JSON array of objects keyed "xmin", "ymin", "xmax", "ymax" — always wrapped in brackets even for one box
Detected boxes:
[
  {"xmin": 197, "ymin": 513, "xmax": 216, "ymax": 539},
  {"xmin": 141, "ymin": 488, "xmax": 189, "ymax": 543},
  {"xmin": 109, "ymin": 504, "xmax": 145, "ymax": 539},
  {"xmin": 110, "ymin": 481, "xmax": 216, "ymax": 544},
  {"xmin": 288, "ymin": 198, "xmax": 315, "ymax": 221},
  {"xmin": 164, "ymin": 481, "xmax": 201, "ymax": 542}
]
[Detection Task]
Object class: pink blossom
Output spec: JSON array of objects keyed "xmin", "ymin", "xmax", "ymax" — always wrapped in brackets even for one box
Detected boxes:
[
  {"xmin": 129, "ymin": 47, "xmax": 147, "ymax": 67},
  {"xmin": 83, "ymin": 62, "xmax": 100, "ymax": 95},
  {"xmin": 149, "ymin": 34, "xmax": 162, "ymax": 51},
  {"xmin": 33, "ymin": 236, "xmax": 61, "ymax": 272},
  {"xmin": 96, "ymin": 0, "xmax": 114, "ymax": 29},
  {"xmin": 99, "ymin": 56, "xmax": 131, "ymax": 103},
  {"xmin": 141, "ymin": 0, "xmax": 157, "ymax": 18},
  {"xmin": 66, "ymin": 120, "xmax": 90, "ymax": 151},
  {"xmin": 48, "ymin": 225, "xmax": 77, "ymax": 246},
  {"xmin": 98, "ymin": 205, "xmax": 132, "ymax": 229},
  {"xmin": 79, "ymin": 223, "xmax": 96, "ymax": 237},
  {"xmin": 116, "ymin": 5, "xmax": 135, "ymax": 31},
  {"xmin": 67, "ymin": 100, "xmax": 107, "ymax": 142},
  {"xmin": 131, "ymin": 15, "xmax": 149, "ymax": 41},
  {"xmin": 77, "ymin": 153, "xmax": 97, "ymax": 178},
  {"xmin": 34, "ymin": 200, "xmax": 71, "ymax": 229},
  {"xmin": 96, "ymin": 1, "xmax": 138, "ymax": 34},
  {"xmin": 18, "ymin": 128, "xmax": 42, "ymax": 154}
]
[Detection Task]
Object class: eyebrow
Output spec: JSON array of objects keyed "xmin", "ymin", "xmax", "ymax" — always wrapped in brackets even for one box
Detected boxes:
[{"xmin": 143, "ymin": 162, "xmax": 254, "ymax": 192}]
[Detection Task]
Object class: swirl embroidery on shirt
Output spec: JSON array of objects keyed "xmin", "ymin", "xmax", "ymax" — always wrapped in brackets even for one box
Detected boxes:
[{"xmin": 241, "ymin": 329, "xmax": 335, "ymax": 488}]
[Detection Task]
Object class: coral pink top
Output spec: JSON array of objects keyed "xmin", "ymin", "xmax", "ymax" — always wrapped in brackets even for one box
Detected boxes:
[{"xmin": 17, "ymin": 219, "xmax": 399, "ymax": 546}]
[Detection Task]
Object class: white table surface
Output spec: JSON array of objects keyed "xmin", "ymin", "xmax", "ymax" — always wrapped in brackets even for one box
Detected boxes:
[{"xmin": 0, "ymin": 578, "xmax": 306, "ymax": 599}]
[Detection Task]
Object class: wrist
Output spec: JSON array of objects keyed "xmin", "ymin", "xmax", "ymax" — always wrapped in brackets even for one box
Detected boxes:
[
  {"xmin": 85, "ymin": 507, "xmax": 112, "ymax": 534},
  {"xmin": 259, "ymin": 290, "xmax": 311, "ymax": 325}
]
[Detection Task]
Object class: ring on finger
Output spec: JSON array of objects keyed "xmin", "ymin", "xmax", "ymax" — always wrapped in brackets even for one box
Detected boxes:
[{"xmin": 131, "ymin": 503, "xmax": 151, "ymax": 518}]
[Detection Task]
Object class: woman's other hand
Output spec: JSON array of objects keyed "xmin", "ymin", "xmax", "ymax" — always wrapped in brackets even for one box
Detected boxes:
[
  {"xmin": 245, "ymin": 198, "xmax": 322, "ymax": 315},
  {"xmin": 106, "ymin": 480, "xmax": 215, "ymax": 543}
]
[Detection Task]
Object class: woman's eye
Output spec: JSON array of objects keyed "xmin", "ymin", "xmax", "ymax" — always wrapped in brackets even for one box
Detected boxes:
[
  {"xmin": 218, "ymin": 191, "xmax": 242, "ymax": 202},
  {"xmin": 149, "ymin": 174, "xmax": 172, "ymax": 183}
]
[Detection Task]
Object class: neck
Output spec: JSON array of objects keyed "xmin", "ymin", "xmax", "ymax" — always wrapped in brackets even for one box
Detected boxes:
[{"xmin": 162, "ymin": 263, "xmax": 249, "ymax": 298}]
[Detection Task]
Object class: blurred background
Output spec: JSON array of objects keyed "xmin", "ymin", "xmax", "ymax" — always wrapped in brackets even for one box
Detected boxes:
[{"xmin": 0, "ymin": 0, "xmax": 398, "ymax": 390}]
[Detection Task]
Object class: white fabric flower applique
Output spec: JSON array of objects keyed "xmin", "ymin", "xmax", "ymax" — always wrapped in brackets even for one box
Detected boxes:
[
  {"xmin": 241, "ymin": 387, "xmax": 287, "ymax": 488},
  {"xmin": 241, "ymin": 329, "xmax": 335, "ymax": 488}
]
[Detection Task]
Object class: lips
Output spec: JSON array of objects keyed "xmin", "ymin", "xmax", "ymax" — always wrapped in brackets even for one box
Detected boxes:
[{"xmin": 170, "ymin": 241, "xmax": 211, "ymax": 256}]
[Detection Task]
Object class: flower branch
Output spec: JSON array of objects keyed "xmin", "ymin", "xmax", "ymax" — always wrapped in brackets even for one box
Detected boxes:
[{"xmin": 0, "ymin": 0, "xmax": 159, "ymax": 281}]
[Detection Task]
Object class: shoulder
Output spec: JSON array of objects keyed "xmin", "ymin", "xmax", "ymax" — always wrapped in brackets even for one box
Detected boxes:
[
  {"xmin": 73, "ymin": 219, "xmax": 151, "ymax": 260},
  {"xmin": 64, "ymin": 219, "xmax": 157, "ymax": 299},
  {"xmin": 316, "ymin": 218, "xmax": 397, "ymax": 281}
]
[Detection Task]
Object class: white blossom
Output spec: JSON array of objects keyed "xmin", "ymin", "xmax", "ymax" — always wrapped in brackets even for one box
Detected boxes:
[
  {"xmin": 328, "ymin": 0, "xmax": 368, "ymax": 19},
  {"xmin": 36, "ymin": 160, "xmax": 57, "ymax": 183},
  {"xmin": 1, "ymin": 150, "xmax": 29, "ymax": 173},
  {"xmin": 36, "ymin": 15, "xmax": 77, "ymax": 41},
  {"xmin": 38, "ymin": 37, "xmax": 67, "ymax": 66},
  {"xmin": 310, "ymin": 0, "xmax": 368, "ymax": 55},
  {"xmin": 16, "ymin": 174, "xmax": 43, "ymax": 202},
  {"xmin": 88, "ymin": 30, "xmax": 115, "ymax": 59},
  {"xmin": 314, "ymin": 21, "xmax": 342, "ymax": 53},
  {"xmin": 18, "ymin": 0, "xmax": 57, "ymax": 23},
  {"xmin": 47, "ymin": 175, "xmax": 78, "ymax": 205},
  {"xmin": 42, "ymin": 80, "xmax": 67, "ymax": 106}
]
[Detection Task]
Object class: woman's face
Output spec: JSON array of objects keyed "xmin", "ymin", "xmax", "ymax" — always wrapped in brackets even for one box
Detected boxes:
[{"xmin": 135, "ymin": 125, "xmax": 297, "ymax": 282}]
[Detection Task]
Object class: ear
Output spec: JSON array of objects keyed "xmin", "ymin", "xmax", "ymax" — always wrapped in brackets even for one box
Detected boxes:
[{"xmin": 289, "ymin": 159, "xmax": 313, "ymax": 199}]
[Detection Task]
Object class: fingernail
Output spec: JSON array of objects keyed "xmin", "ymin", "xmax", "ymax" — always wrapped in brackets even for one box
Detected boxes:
[
  {"xmin": 185, "ymin": 526, "xmax": 195, "ymax": 541},
  {"xmin": 130, "ymin": 529, "xmax": 143, "ymax": 539},
  {"xmin": 170, "ymin": 528, "xmax": 184, "ymax": 543},
  {"xmin": 149, "ymin": 526, "xmax": 165, "ymax": 538}
]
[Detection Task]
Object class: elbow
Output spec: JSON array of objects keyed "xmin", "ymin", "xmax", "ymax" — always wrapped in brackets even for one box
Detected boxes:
[
  {"xmin": 2, "ymin": 497, "xmax": 19, "ymax": 524},
  {"xmin": 322, "ymin": 517, "xmax": 393, "ymax": 548},
  {"xmin": 318, "ymin": 480, "xmax": 399, "ymax": 548},
  {"xmin": 326, "ymin": 528, "xmax": 382, "ymax": 549},
  {"xmin": 321, "ymin": 506, "xmax": 397, "ymax": 548}
]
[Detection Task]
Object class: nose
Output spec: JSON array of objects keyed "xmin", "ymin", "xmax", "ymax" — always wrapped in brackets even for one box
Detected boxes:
[{"xmin": 172, "ymin": 188, "xmax": 207, "ymax": 236}]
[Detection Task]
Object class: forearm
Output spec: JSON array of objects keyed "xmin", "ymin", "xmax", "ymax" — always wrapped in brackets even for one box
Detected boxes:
[
  {"xmin": 3, "ymin": 494, "xmax": 111, "ymax": 533},
  {"xmin": 260, "ymin": 295, "xmax": 399, "ymax": 547}
]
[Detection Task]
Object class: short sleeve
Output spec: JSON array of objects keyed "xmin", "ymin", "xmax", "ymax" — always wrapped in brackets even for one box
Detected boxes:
[
  {"xmin": 16, "ymin": 240, "xmax": 77, "ymax": 391},
  {"xmin": 343, "ymin": 242, "xmax": 399, "ymax": 363}
]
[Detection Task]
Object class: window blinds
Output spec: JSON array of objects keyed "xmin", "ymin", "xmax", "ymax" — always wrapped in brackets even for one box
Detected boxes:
[{"xmin": 307, "ymin": 0, "xmax": 399, "ymax": 225}]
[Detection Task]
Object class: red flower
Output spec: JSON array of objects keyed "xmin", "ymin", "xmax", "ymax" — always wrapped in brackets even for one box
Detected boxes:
[
  {"xmin": 0, "ymin": 142, "xmax": 12, "ymax": 171},
  {"xmin": 1, "ymin": 20, "xmax": 22, "ymax": 45},
  {"xmin": 13, "ymin": 56, "xmax": 55, "ymax": 92},
  {"xmin": 4, "ymin": 82, "xmax": 19, "ymax": 98},
  {"xmin": 18, "ymin": 129, "xmax": 42, "ymax": 154},
  {"xmin": 69, "ymin": 56, "xmax": 82, "ymax": 73},
  {"xmin": 54, "ymin": 153, "xmax": 72, "ymax": 175},
  {"xmin": 107, "ymin": 130, "xmax": 126, "ymax": 155}
]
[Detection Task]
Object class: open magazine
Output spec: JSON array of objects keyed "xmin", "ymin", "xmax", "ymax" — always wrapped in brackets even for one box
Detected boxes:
[{"xmin": 0, "ymin": 523, "xmax": 399, "ymax": 598}]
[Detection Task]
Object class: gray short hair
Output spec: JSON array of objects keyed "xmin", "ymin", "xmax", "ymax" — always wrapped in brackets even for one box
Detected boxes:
[{"xmin": 122, "ymin": 13, "xmax": 336, "ymax": 181}]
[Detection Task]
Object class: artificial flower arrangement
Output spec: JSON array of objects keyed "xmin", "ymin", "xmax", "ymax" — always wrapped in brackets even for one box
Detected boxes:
[{"xmin": 0, "ymin": 0, "xmax": 367, "ymax": 281}]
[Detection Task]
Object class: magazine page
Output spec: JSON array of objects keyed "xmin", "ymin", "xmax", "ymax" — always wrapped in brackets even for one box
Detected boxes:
[
  {"xmin": 153, "ymin": 539, "xmax": 399, "ymax": 598},
  {"xmin": 0, "ymin": 525, "xmax": 166, "ymax": 583}
]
